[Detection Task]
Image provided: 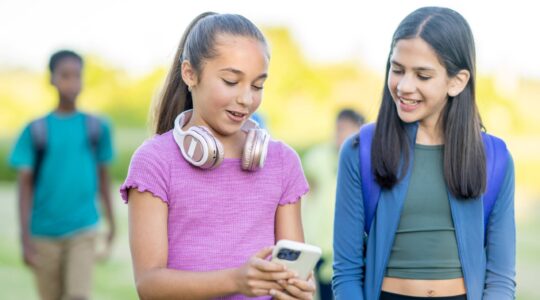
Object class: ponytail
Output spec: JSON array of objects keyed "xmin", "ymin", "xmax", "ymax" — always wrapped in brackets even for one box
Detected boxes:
[{"xmin": 153, "ymin": 12, "xmax": 216, "ymax": 134}]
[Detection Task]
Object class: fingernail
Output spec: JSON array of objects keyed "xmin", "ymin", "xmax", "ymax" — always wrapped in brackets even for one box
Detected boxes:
[{"xmin": 269, "ymin": 289, "xmax": 276, "ymax": 295}]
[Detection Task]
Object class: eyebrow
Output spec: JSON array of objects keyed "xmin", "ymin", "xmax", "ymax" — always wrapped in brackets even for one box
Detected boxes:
[
  {"xmin": 390, "ymin": 60, "xmax": 436, "ymax": 72},
  {"xmin": 219, "ymin": 67, "xmax": 268, "ymax": 80}
]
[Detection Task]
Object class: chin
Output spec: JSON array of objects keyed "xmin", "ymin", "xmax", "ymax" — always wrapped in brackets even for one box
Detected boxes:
[
  {"xmin": 212, "ymin": 125, "xmax": 239, "ymax": 138},
  {"xmin": 62, "ymin": 93, "xmax": 79, "ymax": 102},
  {"xmin": 397, "ymin": 112, "xmax": 420, "ymax": 124}
]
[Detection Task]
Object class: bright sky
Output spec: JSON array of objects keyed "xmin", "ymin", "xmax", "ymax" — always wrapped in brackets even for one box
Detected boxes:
[{"xmin": 1, "ymin": 0, "xmax": 538, "ymax": 79}]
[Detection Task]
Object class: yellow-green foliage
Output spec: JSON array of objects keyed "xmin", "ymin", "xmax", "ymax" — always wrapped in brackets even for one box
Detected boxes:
[{"xmin": 0, "ymin": 27, "xmax": 538, "ymax": 201}]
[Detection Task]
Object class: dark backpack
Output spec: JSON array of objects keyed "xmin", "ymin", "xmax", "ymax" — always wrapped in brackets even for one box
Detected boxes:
[
  {"xmin": 30, "ymin": 113, "xmax": 102, "ymax": 185},
  {"xmin": 358, "ymin": 123, "xmax": 509, "ymax": 240}
]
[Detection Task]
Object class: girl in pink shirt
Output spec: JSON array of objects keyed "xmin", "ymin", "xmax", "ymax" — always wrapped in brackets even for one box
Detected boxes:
[{"xmin": 121, "ymin": 12, "xmax": 314, "ymax": 300}]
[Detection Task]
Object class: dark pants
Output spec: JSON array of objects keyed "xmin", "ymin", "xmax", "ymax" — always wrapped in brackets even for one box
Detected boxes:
[
  {"xmin": 315, "ymin": 257, "xmax": 334, "ymax": 300},
  {"xmin": 380, "ymin": 291, "xmax": 467, "ymax": 300}
]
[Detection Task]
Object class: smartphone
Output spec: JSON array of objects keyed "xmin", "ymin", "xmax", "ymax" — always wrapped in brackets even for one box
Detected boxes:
[{"xmin": 271, "ymin": 240, "xmax": 322, "ymax": 280}]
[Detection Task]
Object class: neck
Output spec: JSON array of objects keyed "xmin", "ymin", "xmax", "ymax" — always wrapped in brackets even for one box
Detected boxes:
[
  {"xmin": 219, "ymin": 132, "xmax": 246, "ymax": 159},
  {"xmin": 416, "ymin": 120, "xmax": 444, "ymax": 145},
  {"xmin": 57, "ymin": 98, "xmax": 76, "ymax": 113}
]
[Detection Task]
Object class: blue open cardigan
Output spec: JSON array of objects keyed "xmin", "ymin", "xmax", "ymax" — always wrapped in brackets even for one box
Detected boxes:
[{"xmin": 332, "ymin": 123, "xmax": 516, "ymax": 300}]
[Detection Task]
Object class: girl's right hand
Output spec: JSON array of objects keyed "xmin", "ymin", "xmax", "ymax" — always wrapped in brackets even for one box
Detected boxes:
[{"xmin": 235, "ymin": 246, "xmax": 296, "ymax": 297}]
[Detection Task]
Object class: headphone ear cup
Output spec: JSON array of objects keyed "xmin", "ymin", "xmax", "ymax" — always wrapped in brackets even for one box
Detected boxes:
[
  {"xmin": 242, "ymin": 129, "xmax": 256, "ymax": 171},
  {"xmin": 180, "ymin": 130, "xmax": 207, "ymax": 164},
  {"xmin": 242, "ymin": 129, "xmax": 269, "ymax": 171},
  {"xmin": 192, "ymin": 127, "xmax": 224, "ymax": 169},
  {"xmin": 173, "ymin": 110, "xmax": 224, "ymax": 169}
]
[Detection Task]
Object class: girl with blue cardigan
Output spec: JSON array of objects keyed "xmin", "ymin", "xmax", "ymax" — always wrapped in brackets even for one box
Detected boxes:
[{"xmin": 333, "ymin": 7, "xmax": 515, "ymax": 300}]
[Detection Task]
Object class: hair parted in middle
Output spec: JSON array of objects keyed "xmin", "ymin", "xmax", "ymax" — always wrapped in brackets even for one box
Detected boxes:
[{"xmin": 372, "ymin": 6, "xmax": 485, "ymax": 199}]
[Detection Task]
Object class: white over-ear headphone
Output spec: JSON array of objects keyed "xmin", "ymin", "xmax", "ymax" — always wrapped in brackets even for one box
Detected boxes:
[{"xmin": 173, "ymin": 110, "xmax": 270, "ymax": 171}]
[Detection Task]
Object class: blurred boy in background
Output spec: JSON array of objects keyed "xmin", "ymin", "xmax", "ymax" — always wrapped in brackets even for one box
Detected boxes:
[{"xmin": 9, "ymin": 50, "xmax": 115, "ymax": 300}]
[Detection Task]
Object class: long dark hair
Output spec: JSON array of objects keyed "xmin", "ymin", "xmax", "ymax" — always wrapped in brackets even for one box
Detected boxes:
[
  {"xmin": 372, "ymin": 6, "xmax": 486, "ymax": 199},
  {"xmin": 153, "ymin": 12, "xmax": 269, "ymax": 134}
]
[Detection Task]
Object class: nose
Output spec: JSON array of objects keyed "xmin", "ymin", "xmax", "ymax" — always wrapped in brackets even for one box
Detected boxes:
[
  {"xmin": 237, "ymin": 86, "xmax": 254, "ymax": 106},
  {"xmin": 397, "ymin": 73, "xmax": 416, "ymax": 94}
]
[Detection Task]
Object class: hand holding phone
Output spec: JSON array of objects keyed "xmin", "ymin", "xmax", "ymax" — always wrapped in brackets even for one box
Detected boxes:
[{"xmin": 271, "ymin": 240, "xmax": 321, "ymax": 280}]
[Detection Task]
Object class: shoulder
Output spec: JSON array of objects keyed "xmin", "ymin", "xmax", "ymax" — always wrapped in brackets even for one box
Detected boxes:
[
  {"xmin": 132, "ymin": 130, "xmax": 179, "ymax": 163},
  {"xmin": 481, "ymin": 131, "xmax": 512, "ymax": 167},
  {"xmin": 81, "ymin": 112, "xmax": 111, "ymax": 129},
  {"xmin": 481, "ymin": 132, "xmax": 509, "ymax": 152},
  {"xmin": 340, "ymin": 134, "xmax": 360, "ymax": 161},
  {"xmin": 359, "ymin": 122, "xmax": 376, "ymax": 141},
  {"xmin": 18, "ymin": 122, "xmax": 33, "ymax": 137},
  {"xmin": 264, "ymin": 139, "xmax": 306, "ymax": 180},
  {"xmin": 336, "ymin": 134, "xmax": 361, "ymax": 181},
  {"xmin": 268, "ymin": 139, "xmax": 301, "ymax": 163},
  {"xmin": 25, "ymin": 113, "xmax": 52, "ymax": 140},
  {"xmin": 29, "ymin": 113, "xmax": 52, "ymax": 128},
  {"xmin": 481, "ymin": 131, "xmax": 514, "ymax": 183}
]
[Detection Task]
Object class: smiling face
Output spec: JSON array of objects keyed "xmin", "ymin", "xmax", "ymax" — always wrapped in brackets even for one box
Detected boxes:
[
  {"xmin": 182, "ymin": 34, "xmax": 269, "ymax": 138},
  {"xmin": 388, "ymin": 37, "xmax": 455, "ymax": 130}
]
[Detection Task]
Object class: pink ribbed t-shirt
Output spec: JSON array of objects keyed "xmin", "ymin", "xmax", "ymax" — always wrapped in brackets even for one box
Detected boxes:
[{"xmin": 120, "ymin": 131, "xmax": 309, "ymax": 300}]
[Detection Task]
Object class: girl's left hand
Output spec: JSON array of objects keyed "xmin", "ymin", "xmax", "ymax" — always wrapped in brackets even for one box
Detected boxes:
[{"xmin": 269, "ymin": 272, "xmax": 316, "ymax": 300}]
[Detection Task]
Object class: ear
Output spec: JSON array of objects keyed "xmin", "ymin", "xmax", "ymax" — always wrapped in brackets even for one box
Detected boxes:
[
  {"xmin": 181, "ymin": 60, "xmax": 198, "ymax": 88},
  {"xmin": 448, "ymin": 69, "xmax": 470, "ymax": 97}
]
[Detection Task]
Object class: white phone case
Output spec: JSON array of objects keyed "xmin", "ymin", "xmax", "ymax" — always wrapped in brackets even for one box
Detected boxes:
[{"xmin": 271, "ymin": 240, "xmax": 322, "ymax": 280}]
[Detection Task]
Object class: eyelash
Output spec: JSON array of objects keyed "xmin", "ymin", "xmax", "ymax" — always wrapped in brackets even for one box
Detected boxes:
[
  {"xmin": 223, "ymin": 79, "xmax": 264, "ymax": 91},
  {"xmin": 391, "ymin": 69, "xmax": 431, "ymax": 81},
  {"xmin": 223, "ymin": 79, "xmax": 237, "ymax": 86}
]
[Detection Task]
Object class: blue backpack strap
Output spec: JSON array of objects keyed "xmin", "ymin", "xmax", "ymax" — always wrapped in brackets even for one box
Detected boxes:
[
  {"xmin": 359, "ymin": 126, "xmax": 508, "ymax": 240},
  {"xmin": 359, "ymin": 123, "xmax": 381, "ymax": 235},
  {"xmin": 482, "ymin": 133, "xmax": 509, "ymax": 236},
  {"xmin": 83, "ymin": 113, "xmax": 102, "ymax": 157},
  {"xmin": 30, "ymin": 116, "xmax": 48, "ymax": 186}
]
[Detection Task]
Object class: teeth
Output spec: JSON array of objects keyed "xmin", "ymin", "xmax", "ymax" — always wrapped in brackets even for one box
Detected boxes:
[
  {"xmin": 401, "ymin": 98, "xmax": 419, "ymax": 105},
  {"xmin": 229, "ymin": 111, "xmax": 244, "ymax": 117}
]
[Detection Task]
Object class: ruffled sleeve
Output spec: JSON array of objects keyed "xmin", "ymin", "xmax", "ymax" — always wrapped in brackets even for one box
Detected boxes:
[
  {"xmin": 279, "ymin": 142, "xmax": 309, "ymax": 205},
  {"xmin": 120, "ymin": 138, "xmax": 171, "ymax": 204}
]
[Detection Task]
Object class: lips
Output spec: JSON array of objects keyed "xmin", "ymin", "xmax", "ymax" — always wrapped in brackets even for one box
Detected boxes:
[
  {"xmin": 226, "ymin": 110, "xmax": 247, "ymax": 122},
  {"xmin": 398, "ymin": 97, "xmax": 422, "ymax": 112},
  {"xmin": 399, "ymin": 97, "xmax": 421, "ymax": 105}
]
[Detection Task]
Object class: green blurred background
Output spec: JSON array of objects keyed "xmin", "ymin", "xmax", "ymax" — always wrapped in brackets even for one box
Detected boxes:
[{"xmin": 1, "ymin": 2, "xmax": 539, "ymax": 299}]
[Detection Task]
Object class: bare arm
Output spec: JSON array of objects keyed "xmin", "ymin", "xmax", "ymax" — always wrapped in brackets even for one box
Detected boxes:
[
  {"xmin": 272, "ymin": 201, "xmax": 316, "ymax": 300},
  {"xmin": 17, "ymin": 169, "xmax": 36, "ymax": 267},
  {"xmin": 275, "ymin": 201, "xmax": 304, "ymax": 242},
  {"xmin": 128, "ymin": 189, "xmax": 290, "ymax": 299},
  {"xmin": 98, "ymin": 165, "xmax": 115, "ymax": 247}
]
